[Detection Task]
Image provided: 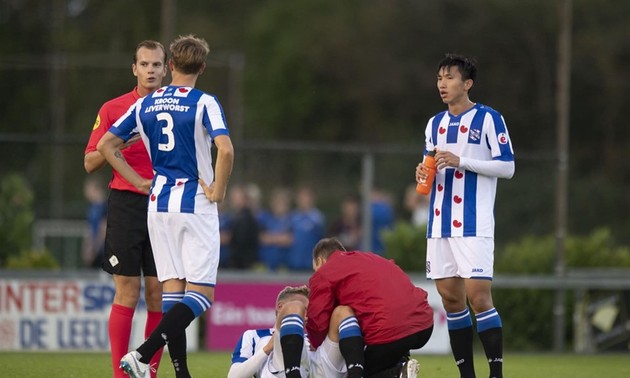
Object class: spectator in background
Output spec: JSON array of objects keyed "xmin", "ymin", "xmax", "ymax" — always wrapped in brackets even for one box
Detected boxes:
[
  {"xmin": 218, "ymin": 200, "xmax": 232, "ymax": 268},
  {"xmin": 258, "ymin": 187, "xmax": 293, "ymax": 271},
  {"xmin": 328, "ymin": 194, "xmax": 362, "ymax": 251},
  {"xmin": 227, "ymin": 184, "xmax": 260, "ymax": 270},
  {"xmin": 82, "ymin": 176, "xmax": 107, "ymax": 269},
  {"xmin": 370, "ymin": 188, "xmax": 394, "ymax": 254},
  {"xmin": 289, "ymin": 186, "xmax": 324, "ymax": 271},
  {"xmin": 404, "ymin": 183, "xmax": 430, "ymax": 228},
  {"xmin": 246, "ymin": 182, "xmax": 263, "ymax": 218}
]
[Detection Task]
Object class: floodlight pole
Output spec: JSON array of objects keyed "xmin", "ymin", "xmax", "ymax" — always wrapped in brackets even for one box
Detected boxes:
[
  {"xmin": 361, "ymin": 153, "xmax": 374, "ymax": 251},
  {"xmin": 161, "ymin": 0, "xmax": 177, "ymax": 47},
  {"xmin": 553, "ymin": 0, "xmax": 572, "ymax": 352},
  {"xmin": 49, "ymin": 0, "xmax": 67, "ymax": 218}
]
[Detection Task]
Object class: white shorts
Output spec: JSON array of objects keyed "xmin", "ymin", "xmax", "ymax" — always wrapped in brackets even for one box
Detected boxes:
[
  {"xmin": 309, "ymin": 337, "xmax": 347, "ymax": 378},
  {"xmin": 265, "ymin": 332, "xmax": 346, "ymax": 378},
  {"xmin": 266, "ymin": 332, "xmax": 310, "ymax": 378},
  {"xmin": 426, "ymin": 237, "xmax": 494, "ymax": 279},
  {"xmin": 147, "ymin": 211, "xmax": 220, "ymax": 285}
]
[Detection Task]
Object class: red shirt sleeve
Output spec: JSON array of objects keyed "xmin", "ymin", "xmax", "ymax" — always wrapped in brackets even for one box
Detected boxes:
[
  {"xmin": 84, "ymin": 104, "xmax": 111, "ymax": 155},
  {"xmin": 83, "ymin": 89, "xmax": 153, "ymax": 194},
  {"xmin": 306, "ymin": 271, "xmax": 337, "ymax": 349}
]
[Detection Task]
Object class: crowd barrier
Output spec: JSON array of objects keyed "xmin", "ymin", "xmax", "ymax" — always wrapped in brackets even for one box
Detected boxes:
[{"xmin": 0, "ymin": 270, "xmax": 449, "ymax": 354}]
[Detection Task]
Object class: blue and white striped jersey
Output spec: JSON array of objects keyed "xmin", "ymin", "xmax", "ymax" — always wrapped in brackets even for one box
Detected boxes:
[
  {"xmin": 110, "ymin": 85, "xmax": 229, "ymax": 214},
  {"xmin": 231, "ymin": 328, "xmax": 274, "ymax": 366},
  {"xmin": 230, "ymin": 328, "xmax": 312, "ymax": 378},
  {"xmin": 424, "ymin": 103, "xmax": 514, "ymax": 238}
]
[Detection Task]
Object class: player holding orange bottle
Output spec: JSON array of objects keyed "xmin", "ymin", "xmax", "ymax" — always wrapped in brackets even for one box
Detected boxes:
[{"xmin": 415, "ymin": 53, "xmax": 514, "ymax": 378}]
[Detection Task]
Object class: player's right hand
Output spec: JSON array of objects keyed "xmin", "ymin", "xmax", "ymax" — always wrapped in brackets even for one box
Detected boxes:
[
  {"xmin": 136, "ymin": 178, "xmax": 152, "ymax": 195},
  {"xmin": 416, "ymin": 163, "xmax": 428, "ymax": 183},
  {"xmin": 262, "ymin": 336, "xmax": 274, "ymax": 355}
]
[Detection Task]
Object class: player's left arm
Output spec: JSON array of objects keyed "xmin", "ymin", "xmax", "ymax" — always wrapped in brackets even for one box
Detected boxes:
[
  {"xmin": 435, "ymin": 149, "xmax": 514, "ymax": 176},
  {"xmin": 199, "ymin": 96, "xmax": 234, "ymax": 203},
  {"xmin": 458, "ymin": 158, "xmax": 514, "ymax": 179},
  {"xmin": 436, "ymin": 111, "xmax": 515, "ymax": 179},
  {"xmin": 228, "ymin": 331, "xmax": 270, "ymax": 378},
  {"xmin": 470, "ymin": 111, "xmax": 515, "ymax": 178},
  {"xmin": 199, "ymin": 134, "xmax": 234, "ymax": 203},
  {"xmin": 213, "ymin": 134, "xmax": 234, "ymax": 201},
  {"xmin": 227, "ymin": 348, "xmax": 268, "ymax": 378}
]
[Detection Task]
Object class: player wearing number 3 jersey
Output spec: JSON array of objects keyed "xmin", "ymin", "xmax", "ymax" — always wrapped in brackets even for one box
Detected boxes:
[
  {"xmin": 98, "ymin": 34, "xmax": 234, "ymax": 378},
  {"xmin": 114, "ymin": 86, "xmax": 228, "ymax": 215}
]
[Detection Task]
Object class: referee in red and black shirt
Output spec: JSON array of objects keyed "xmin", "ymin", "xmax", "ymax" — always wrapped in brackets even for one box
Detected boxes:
[{"xmin": 83, "ymin": 40, "xmax": 167, "ymax": 378}]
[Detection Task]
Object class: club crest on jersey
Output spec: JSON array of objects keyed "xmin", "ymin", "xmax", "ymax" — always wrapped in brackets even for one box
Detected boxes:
[
  {"xmin": 469, "ymin": 128, "xmax": 481, "ymax": 141},
  {"xmin": 498, "ymin": 132, "xmax": 509, "ymax": 144}
]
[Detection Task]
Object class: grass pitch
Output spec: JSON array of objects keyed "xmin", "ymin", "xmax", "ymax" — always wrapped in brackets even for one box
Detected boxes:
[{"xmin": 1, "ymin": 351, "xmax": 628, "ymax": 377}]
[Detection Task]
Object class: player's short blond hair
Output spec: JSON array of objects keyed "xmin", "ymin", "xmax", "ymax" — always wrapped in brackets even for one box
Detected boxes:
[
  {"xmin": 169, "ymin": 34, "xmax": 209, "ymax": 75},
  {"xmin": 276, "ymin": 285, "xmax": 309, "ymax": 305}
]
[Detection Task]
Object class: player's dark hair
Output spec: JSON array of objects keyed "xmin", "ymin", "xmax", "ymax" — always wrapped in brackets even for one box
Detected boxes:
[
  {"xmin": 438, "ymin": 53, "xmax": 478, "ymax": 83},
  {"xmin": 312, "ymin": 237, "xmax": 347, "ymax": 261},
  {"xmin": 134, "ymin": 40, "xmax": 167, "ymax": 64}
]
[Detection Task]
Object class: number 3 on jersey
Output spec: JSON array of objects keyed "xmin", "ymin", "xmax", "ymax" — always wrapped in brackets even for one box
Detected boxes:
[{"xmin": 157, "ymin": 112, "xmax": 175, "ymax": 151}]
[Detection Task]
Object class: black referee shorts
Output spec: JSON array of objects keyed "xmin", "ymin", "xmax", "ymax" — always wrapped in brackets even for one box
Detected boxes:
[{"xmin": 102, "ymin": 189, "xmax": 157, "ymax": 277}]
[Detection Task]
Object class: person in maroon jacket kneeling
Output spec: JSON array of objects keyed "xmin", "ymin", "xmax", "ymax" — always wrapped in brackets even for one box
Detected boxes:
[{"xmin": 306, "ymin": 237, "xmax": 434, "ymax": 378}]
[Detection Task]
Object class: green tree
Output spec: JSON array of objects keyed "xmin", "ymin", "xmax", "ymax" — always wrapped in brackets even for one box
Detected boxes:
[
  {"xmin": 382, "ymin": 221, "xmax": 427, "ymax": 272},
  {"xmin": 3, "ymin": 0, "xmax": 630, "ymax": 245},
  {"xmin": 0, "ymin": 173, "xmax": 34, "ymax": 266},
  {"xmin": 494, "ymin": 228, "xmax": 630, "ymax": 350}
]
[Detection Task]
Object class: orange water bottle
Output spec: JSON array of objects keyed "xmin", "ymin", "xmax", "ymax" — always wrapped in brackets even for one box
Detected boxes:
[{"xmin": 416, "ymin": 149, "xmax": 437, "ymax": 195}]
